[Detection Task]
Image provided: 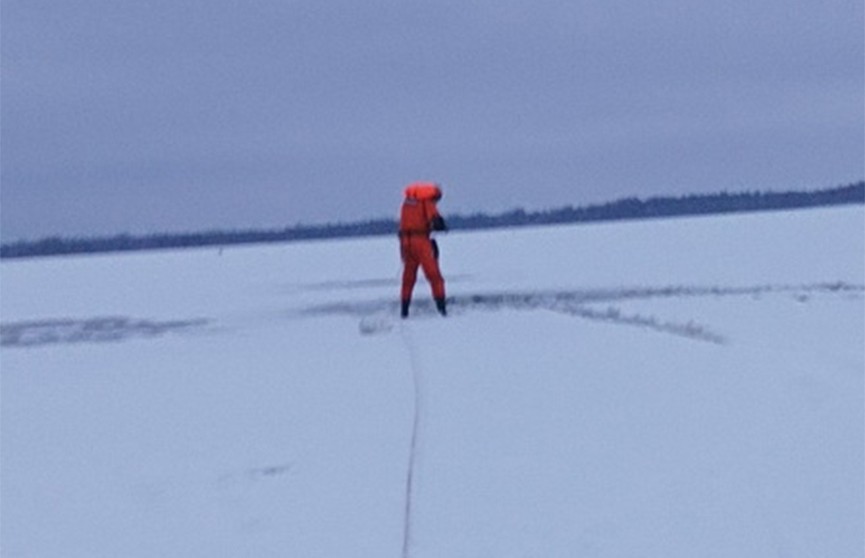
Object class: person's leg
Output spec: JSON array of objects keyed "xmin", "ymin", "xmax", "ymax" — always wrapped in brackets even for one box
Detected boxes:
[
  {"xmin": 417, "ymin": 239, "xmax": 446, "ymax": 315},
  {"xmin": 401, "ymin": 248, "xmax": 420, "ymax": 318}
]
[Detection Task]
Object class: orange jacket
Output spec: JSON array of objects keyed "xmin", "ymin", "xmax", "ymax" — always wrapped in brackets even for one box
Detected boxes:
[{"xmin": 400, "ymin": 182, "xmax": 443, "ymax": 234}]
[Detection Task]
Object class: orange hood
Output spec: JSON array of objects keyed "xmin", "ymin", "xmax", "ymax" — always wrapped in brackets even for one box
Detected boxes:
[{"xmin": 404, "ymin": 182, "xmax": 442, "ymax": 201}]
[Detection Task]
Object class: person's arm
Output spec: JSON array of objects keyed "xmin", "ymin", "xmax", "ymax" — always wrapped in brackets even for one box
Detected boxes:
[{"xmin": 426, "ymin": 201, "xmax": 447, "ymax": 231}]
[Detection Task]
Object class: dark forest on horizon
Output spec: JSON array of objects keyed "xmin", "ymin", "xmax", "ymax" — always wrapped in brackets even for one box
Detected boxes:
[{"xmin": 2, "ymin": 182, "xmax": 863, "ymax": 259}]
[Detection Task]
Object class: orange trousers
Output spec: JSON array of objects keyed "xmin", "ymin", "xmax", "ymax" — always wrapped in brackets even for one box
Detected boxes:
[{"xmin": 400, "ymin": 234, "xmax": 445, "ymax": 302}]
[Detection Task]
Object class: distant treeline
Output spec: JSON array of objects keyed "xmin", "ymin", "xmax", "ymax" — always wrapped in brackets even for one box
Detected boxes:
[{"xmin": 2, "ymin": 182, "xmax": 863, "ymax": 259}]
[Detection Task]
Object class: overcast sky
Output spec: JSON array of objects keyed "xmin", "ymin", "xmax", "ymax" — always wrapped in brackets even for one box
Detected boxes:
[{"xmin": 2, "ymin": 0, "xmax": 863, "ymax": 240}]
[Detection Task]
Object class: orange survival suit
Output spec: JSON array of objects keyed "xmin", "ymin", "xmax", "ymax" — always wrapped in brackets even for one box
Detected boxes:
[{"xmin": 399, "ymin": 182, "xmax": 447, "ymax": 318}]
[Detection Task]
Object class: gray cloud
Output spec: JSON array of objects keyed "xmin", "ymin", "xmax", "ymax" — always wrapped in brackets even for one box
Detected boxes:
[{"xmin": 2, "ymin": 0, "xmax": 862, "ymax": 240}]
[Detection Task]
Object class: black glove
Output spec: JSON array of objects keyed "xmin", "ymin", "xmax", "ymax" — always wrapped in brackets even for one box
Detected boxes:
[{"xmin": 431, "ymin": 215, "xmax": 447, "ymax": 231}]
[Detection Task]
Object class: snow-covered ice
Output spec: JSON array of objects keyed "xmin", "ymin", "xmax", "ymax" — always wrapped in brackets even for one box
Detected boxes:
[{"xmin": 2, "ymin": 206, "xmax": 863, "ymax": 557}]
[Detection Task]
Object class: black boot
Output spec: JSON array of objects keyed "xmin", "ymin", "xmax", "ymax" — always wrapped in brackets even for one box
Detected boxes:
[
  {"xmin": 401, "ymin": 299, "xmax": 410, "ymax": 319},
  {"xmin": 435, "ymin": 297, "xmax": 447, "ymax": 317}
]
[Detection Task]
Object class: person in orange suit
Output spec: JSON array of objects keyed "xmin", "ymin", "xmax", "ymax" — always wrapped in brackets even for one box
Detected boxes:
[{"xmin": 399, "ymin": 182, "xmax": 447, "ymax": 318}]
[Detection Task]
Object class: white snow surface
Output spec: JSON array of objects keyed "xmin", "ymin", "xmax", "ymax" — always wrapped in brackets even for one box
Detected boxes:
[{"xmin": 2, "ymin": 207, "xmax": 864, "ymax": 557}]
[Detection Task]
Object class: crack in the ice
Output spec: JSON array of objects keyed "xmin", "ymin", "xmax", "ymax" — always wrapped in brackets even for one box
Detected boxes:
[
  {"xmin": 299, "ymin": 281, "xmax": 864, "ymax": 344},
  {"xmin": 0, "ymin": 317, "xmax": 211, "ymax": 348}
]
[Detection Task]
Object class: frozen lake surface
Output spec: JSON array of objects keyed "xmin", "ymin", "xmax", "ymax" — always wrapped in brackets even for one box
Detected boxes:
[{"xmin": 2, "ymin": 206, "xmax": 863, "ymax": 557}]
